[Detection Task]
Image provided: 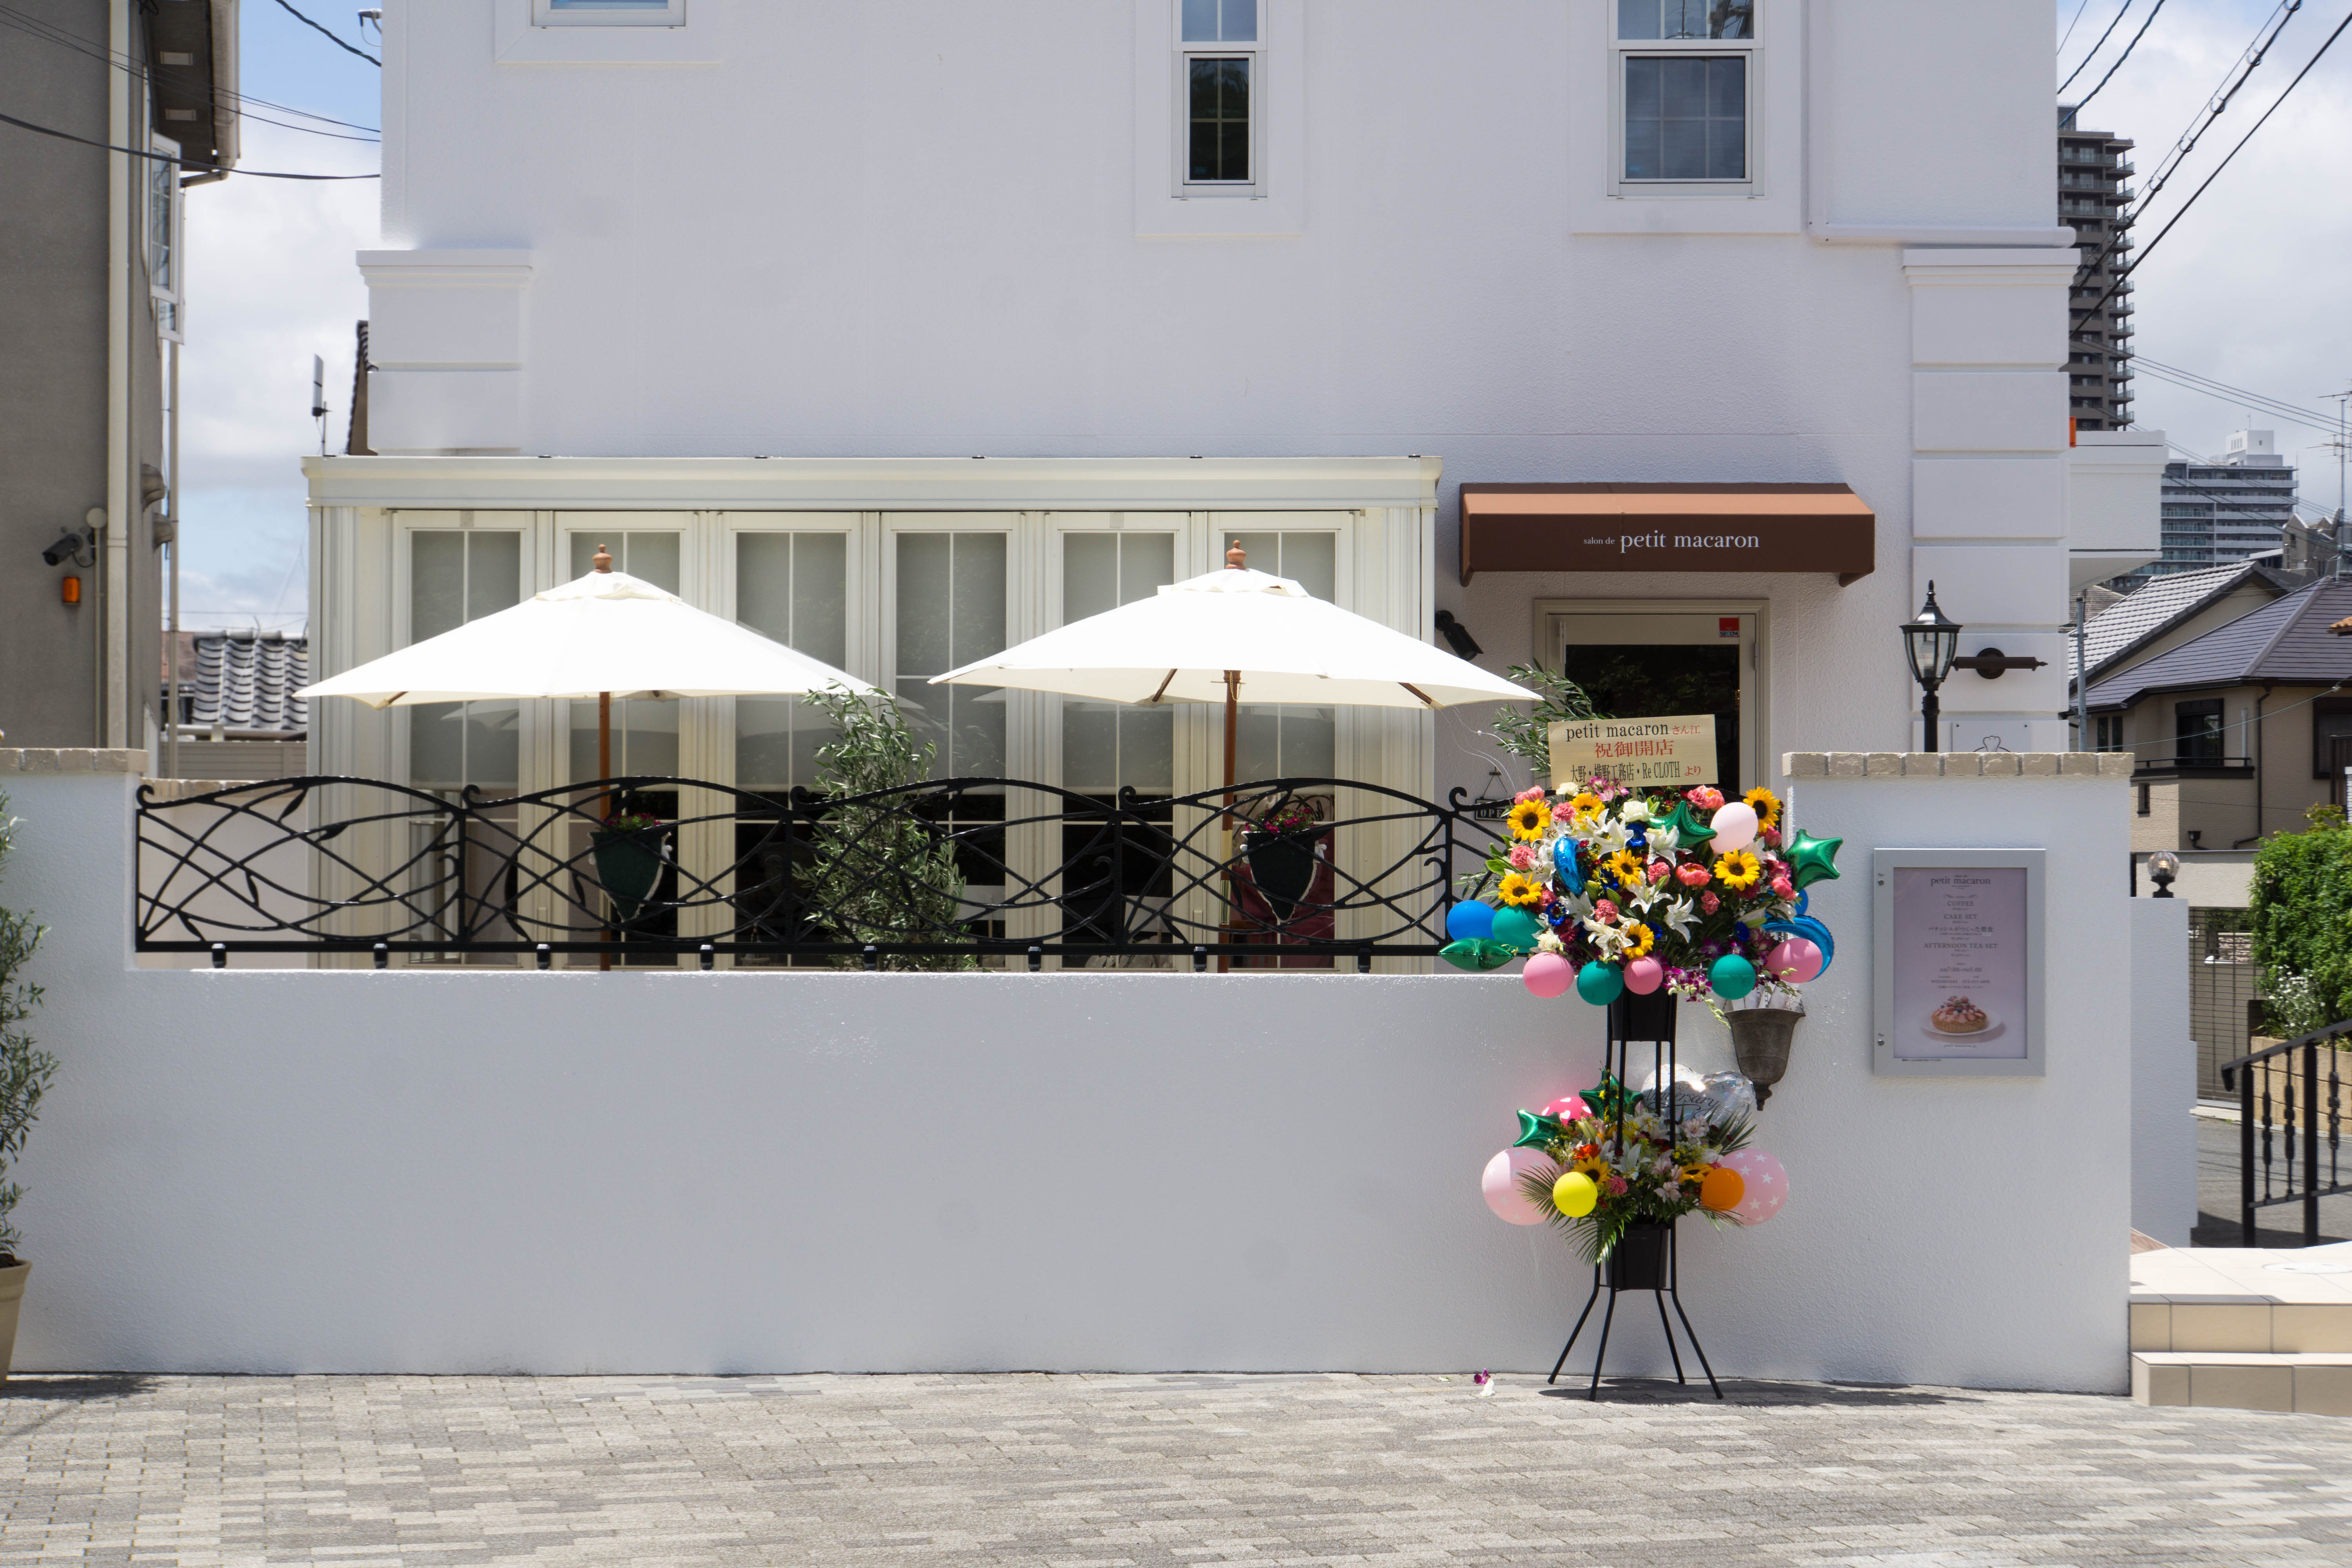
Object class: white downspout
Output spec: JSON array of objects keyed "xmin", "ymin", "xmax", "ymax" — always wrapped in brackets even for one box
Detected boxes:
[{"xmin": 105, "ymin": 0, "xmax": 132, "ymax": 749}]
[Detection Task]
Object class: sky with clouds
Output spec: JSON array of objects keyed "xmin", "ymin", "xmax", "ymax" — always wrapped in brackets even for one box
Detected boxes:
[{"xmin": 174, "ymin": 1, "xmax": 2352, "ymax": 632}]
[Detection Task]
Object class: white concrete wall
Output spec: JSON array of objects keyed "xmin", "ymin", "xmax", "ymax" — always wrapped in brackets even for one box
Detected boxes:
[
  {"xmin": 2130, "ymin": 898, "xmax": 2196, "ymax": 1247},
  {"xmin": 2, "ymin": 761, "xmax": 2136, "ymax": 1388}
]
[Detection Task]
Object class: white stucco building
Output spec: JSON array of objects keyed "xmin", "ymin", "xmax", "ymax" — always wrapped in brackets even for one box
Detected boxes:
[{"xmin": 308, "ymin": 0, "xmax": 2164, "ymax": 872}]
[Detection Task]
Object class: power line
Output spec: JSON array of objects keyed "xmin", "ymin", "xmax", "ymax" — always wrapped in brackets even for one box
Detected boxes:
[
  {"xmin": 2074, "ymin": 0, "xmax": 2167, "ymax": 112},
  {"xmin": 0, "ymin": 2, "xmax": 380, "ymax": 136},
  {"xmin": 2099, "ymin": 343, "xmax": 2348, "ymax": 433},
  {"xmin": 2060, "ymin": 0, "xmax": 2134, "ymax": 95},
  {"xmin": 2058, "ymin": 0, "xmax": 2098, "ymax": 56},
  {"xmin": 2074, "ymin": 2, "xmax": 2352, "ymax": 325},
  {"xmin": 269, "ymin": 0, "xmax": 379, "ymax": 67},
  {"xmin": 0, "ymin": 108, "xmax": 379, "ymax": 179}
]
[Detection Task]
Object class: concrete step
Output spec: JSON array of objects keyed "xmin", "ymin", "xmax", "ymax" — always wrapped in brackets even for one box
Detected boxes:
[
  {"xmin": 2129, "ymin": 1243, "xmax": 2352, "ymax": 1354},
  {"xmin": 2132, "ymin": 1352, "xmax": 2352, "ymax": 1414}
]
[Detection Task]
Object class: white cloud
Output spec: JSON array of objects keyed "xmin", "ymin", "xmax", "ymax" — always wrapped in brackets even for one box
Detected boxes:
[
  {"xmin": 2067, "ymin": 0, "xmax": 2352, "ymax": 512},
  {"xmin": 176, "ymin": 118, "xmax": 377, "ymax": 632}
]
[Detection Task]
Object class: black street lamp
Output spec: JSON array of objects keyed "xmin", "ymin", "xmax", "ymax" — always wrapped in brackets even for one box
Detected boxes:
[{"xmin": 1901, "ymin": 581, "xmax": 1962, "ymax": 752}]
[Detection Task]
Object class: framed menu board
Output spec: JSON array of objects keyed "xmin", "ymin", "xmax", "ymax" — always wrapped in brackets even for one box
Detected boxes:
[{"xmin": 1871, "ymin": 849, "xmax": 2046, "ymax": 1078}]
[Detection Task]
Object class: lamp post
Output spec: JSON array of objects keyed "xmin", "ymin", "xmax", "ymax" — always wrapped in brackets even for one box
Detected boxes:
[
  {"xmin": 1901, "ymin": 582, "xmax": 1962, "ymax": 752},
  {"xmin": 2147, "ymin": 849, "xmax": 2180, "ymax": 899}
]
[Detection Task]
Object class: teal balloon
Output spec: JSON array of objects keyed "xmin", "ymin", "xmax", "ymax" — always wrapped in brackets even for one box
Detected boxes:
[
  {"xmin": 1445, "ymin": 900, "xmax": 1495, "ymax": 942},
  {"xmin": 1710, "ymin": 953, "xmax": 1757, "ymax": 999},
  {"xmin": 1490, "ymin": 906, "xmax": 1544, "ymax": 952},
  {"xmin": 1575, "ymin": 960, "xmax": 1625, "ymax": 1006},
  {"xmin": 1440, "ymin": 938, "xmax": 1518, "ymax": 972}
]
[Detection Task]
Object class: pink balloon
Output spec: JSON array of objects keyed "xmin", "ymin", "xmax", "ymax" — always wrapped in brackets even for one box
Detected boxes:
[
  {"xmin": 1542, "ymin": 1095, "xmax": 1590, "ymax": 1123},
  {"xmin": 1521, "ymin": 951, "xmax": 1574, "ymax": 1000},
  {"xmin": 1482, "ymin": 1147, "xmax": 1550, "ymax": 1225},
  {"xmin": 1762, "ymin": 937, "xmax": 1823, "ymax": 984},
  {"xmin": 1623, "ymin": 955, "xmax": 1665, "ymax": 995},
  {"xmin": 1719, "ymin": 1149, "xmax": 1788, "ymax": 1226}
]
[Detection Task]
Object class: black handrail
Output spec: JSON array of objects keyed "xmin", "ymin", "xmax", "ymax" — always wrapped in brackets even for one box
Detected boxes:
[
  {"xmin": 2220, "ymin": 1023, "xmax": 2349, "ymax": 1246},
  {"xmin": 136, "ymin": 773, "xmax": 1508, "ymax": 969}
]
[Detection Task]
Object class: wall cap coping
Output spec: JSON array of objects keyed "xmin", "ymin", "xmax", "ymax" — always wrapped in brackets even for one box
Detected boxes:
[
  {"xmin": 1783, "ymin": 751, "xmax": 2131, "ymax": 780},
  {"xmin": 0, "ymin": 749, "xmax": 149, "ymax": 776}
]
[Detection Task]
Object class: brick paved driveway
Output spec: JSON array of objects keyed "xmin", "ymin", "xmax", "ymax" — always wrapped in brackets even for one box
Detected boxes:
[{"xmin": 4, "ymin": 1372, "xmax": 2349, "ymax": 1566}]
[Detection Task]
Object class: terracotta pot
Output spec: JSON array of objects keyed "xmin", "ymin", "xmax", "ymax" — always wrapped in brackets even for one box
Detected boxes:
[
  {"xmin": 0, "ymin": 1259, "xmax": 29, "ymax": 1380},
  {"xmin": 1728, "ymin": 1006, "xmax": 1803, "ymax": 1105}
]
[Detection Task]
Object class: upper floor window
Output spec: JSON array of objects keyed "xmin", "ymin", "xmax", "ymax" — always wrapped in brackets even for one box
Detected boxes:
[
  {"xmin": 534, "ymin": 0, "xmax": 684, "ymax": 26},
  {"xmin": 1181, "ymin": 0, "xmax": 1258, "ymax": 192},
  {"xmin": 1617, "ymin": 0, "xmax": 1755, "ymax": 186},
  {"xmin": 148, "ymin": 135, "xmax": 181, "ymax": 343}
]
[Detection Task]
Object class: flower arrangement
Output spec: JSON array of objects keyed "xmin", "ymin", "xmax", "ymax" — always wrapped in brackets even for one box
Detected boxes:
[
  {"xmin": 1249, "ymin": 797, "xmax": 1323, "ymax": 838},
  {"xmin": 1441, "ymin": 777, "xmax": 1842, "ymax": 1006},
  {"xmin": 599, "ymin": 809, "xmax": 665, "ymax": 834}
]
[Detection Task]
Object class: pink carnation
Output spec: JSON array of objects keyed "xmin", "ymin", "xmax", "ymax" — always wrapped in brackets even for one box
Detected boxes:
[
  {"xmin": 1686, "ymin": 786, "xmax": 1725, "ymax": 812},
  {"xmin": 1515, "ymin": 786, "xmax": 1547, "ymax": 805},
  {"xmin": 1761, "ymin": 826, "xmax": 1782, "ymax": 847},
  {"xmin": 1506, "ymin": 843, "xmax": 1538, "ymax": 870},
  {"xmin": 1539, "ymin": 886, "xmax": 1557, "ymax": 908},
  {"xmin": 1676, "ymin": 863, "xmax": 1711, "ymax": 888},
  {"xmin": 1604, "ymin": 1176, "xmax": 1628, "ymax": 1196},
  {"xmin": 1700, "ymin": 891, "xmax": 1720, "ymax": 915},
  {"xmin": 1649, "ymin": 860, "xmax": 1671, "ymax": 884},
  {"xmin": 1593, "ymin": 899, "xmax": 1619, "ymax": 922},
  {"xmin": 1771, "ymin": 875, "xmax": 1795, "ymax": 899}
]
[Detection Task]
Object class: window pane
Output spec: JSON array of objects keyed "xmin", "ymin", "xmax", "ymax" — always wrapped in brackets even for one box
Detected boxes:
[
  {"xmin": 1707, "ymin": 54, "xmax": 1745, "ymax": 118},
  {"xmin": 1188, "ymin": 59, "xmax": 1249, "ymax": 181},
  {"xmin": 466, "ymin": 531, "xmax": 521, "ymax": 622},
  {"xmin": 1710, "ymin": 1, "xmax": 1753, "ymax": 39},
  {"xmin": 1182, "ymin": 0, "xmax": 1218, "ymax": 41},
  {"xmin": 625, "ymin": 532, "xmax": 681, "ymax": 593},
  {"xmin": 1278, "ymin": 533, "xmax": 1335, "ymax": 603},
  {"xmin": 895, "ymin": 534, "xmax": 952, "ymax": 677},
  {"xmin": 793, "ymin": 533, "xmax": 848, "ymax": 668},
  {"xmin": 897, "ymin": 532, "xmax": 1006, "ymax": 780},
  {"xmin": 948, "ymin": 534, "xmax": 1007, "ymax": 668},
  {"xmin": 1063, "ymin": 702, "xmax": 1118, "ymax": 792},
  {"xmin": 1120, "ymin": 532, "xmax": 1176, "ymax": 605},
  {"xmin": 1220, "ymin": 0, "xmax": 1256, "ymax": 42},
  {"xmin": 735, "ymin": 533, "xmax": 795, "ymax": 642},
  {"xmin": 1625, "ymin": 54, "xmax": 1743, "ymax": 180},
  {"xmin": 1617, "ymin": 0, "xmax": 1661, "ymax": 38},
  {"xmin": 1064, "ymin": 534, "xmax": 1119, "ymax": 624},
  {"xmin": 411, "ymin": 532, "xmax": 466, "ymax": 643}
]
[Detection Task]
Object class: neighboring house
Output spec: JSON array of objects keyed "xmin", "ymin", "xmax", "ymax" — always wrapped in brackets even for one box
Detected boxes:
[
  {"xmin": 2074, "ymin": 559, "xmax": 2296, "ymax": 749},
  {"xmin": 2086, "ymin": 579, "xmax": 2352, "ymax": 853},
  {"xmin": 0, "ymin": 0, "xmax": 240, "ymax": 752},
  {"xmin": 299, "ymin": 1, "xmax": 2156, "ymax": 960},
  {"xmin": 161, "ymin": 630, "xmax": 310, "ymax": 780}
]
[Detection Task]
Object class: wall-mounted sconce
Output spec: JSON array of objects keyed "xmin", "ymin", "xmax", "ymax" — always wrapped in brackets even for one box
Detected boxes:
[{"xmin": 1951, "ymin": 648, "xmax": 2049, "ymax": 679}]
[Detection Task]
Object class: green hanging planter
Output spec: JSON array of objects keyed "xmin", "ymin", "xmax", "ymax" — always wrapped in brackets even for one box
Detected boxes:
[{"xmin": 591, "ymin": 827, "xmax": 667, "ymax": 924}]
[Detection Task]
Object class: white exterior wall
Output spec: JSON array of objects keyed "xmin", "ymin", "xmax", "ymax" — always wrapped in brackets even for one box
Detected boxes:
[
  {"xmin": 334, "ymin": 0, "xmax": 2102, "ymax": 805},
  {"xmin": 2130, "ymin": 898, "xmax": 2196, "ymax": 1246},
  {"xmin": 7, "ymin": 759, "xmax": 2134, "ymax": 1388}
]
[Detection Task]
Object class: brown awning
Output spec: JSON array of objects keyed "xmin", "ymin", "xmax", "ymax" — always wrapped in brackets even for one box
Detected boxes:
[{"xmin": 1459, "ymin": 483, "xmax": 1876, "ymax": 586}]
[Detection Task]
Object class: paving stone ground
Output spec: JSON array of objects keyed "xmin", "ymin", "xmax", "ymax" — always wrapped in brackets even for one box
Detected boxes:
[{"xmin": 4, "ymin": 1371, "xmax": 2351, "ymax": 1566}]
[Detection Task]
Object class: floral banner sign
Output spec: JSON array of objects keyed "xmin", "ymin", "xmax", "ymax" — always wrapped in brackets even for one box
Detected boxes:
[{"xmin": 1549, "ymin": 713, "xmax": 1719, "ymax": 789}]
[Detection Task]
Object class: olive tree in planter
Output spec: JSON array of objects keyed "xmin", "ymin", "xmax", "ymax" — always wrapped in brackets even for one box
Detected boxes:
[
  {"xmin": 800, "ymin": 691, "xmax": 980, "ymax": 972},
  {"xmin": 0, "ymin": 795, "xmax": 58, "ymax": 1379}
]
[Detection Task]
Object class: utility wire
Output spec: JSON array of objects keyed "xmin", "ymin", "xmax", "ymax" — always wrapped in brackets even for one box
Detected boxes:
[
  {"xmin": 2059, "ymin": 0, "xmax": 2133, "ymax": 96},
  {"xmin": 0, "ymin": 109, "xmax": 379, "ymax": 178},
  {"xmin": 2074, "ymin": 2, "xmax": 2352, "ymax": 325},
  {"xmin": 269, "ymin": 0, "xmax": 379, "ymax": 66},
  {"xmin": 2059, "ymin": 0, "xmax": 2097, "ymax": 56},
  {"xmin": 0, "ymin": 3, "xmax": 380, "ymax": 134},
  {"xmin": 2074, "ymin": 0, "xmax": 2167, "ymax": 112},
  {"xmin": 2091, "ymin": 340, "xmax": 2348, "ymax": 432}
]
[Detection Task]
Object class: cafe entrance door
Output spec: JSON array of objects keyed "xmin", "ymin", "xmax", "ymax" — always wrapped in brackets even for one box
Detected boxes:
[{"xmin": 1543, "ymin": 601, "xmax": 1761, "ymax": 794}]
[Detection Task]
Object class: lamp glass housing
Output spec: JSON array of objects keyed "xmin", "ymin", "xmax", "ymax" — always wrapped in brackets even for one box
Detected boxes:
[{"xmin": 1902, "ymin": 584, "xmax": 1962, "ymax": 688}]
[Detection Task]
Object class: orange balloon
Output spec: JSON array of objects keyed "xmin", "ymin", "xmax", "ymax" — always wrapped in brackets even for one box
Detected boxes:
[{"xmin": 1699, "ymin": 1166, "xmax": 1746, "ymax": 1212}]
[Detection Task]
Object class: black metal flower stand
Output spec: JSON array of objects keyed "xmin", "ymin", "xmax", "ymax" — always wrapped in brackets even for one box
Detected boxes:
[{"xmin": 1546, "ymin": 991, "xmax": 1723, "ymax": 1401}]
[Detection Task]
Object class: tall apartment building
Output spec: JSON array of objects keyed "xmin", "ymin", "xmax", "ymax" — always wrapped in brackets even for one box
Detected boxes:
[
  {"xmin": 2058, "ymin": 108, "xmax": 2133, "ymax": 431},
  {"xmin": 2134, "ymin": 430, "xmax": 2299, "ymax": 583}
]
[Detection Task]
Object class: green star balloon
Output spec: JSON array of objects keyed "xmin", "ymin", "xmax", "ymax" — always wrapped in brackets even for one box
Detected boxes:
[
  {"xmin": 1511, "ymin": 1110, "xmax": 1564, "ymax": 1150},
  {"xmin": 1660, "ymin": 799, "xmax": 1717, "ymax": 849},
  {"xmin": 1786, "ymin": 829, "xmax": 1844, "ymax": 889},
  {"xmin": 1439, "ymin": 938, "xmax": 1520, "ymax": 972}
]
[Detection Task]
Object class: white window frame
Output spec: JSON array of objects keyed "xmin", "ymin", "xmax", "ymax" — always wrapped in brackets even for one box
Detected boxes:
[
  {"xmin": 1174, "ymin": 0, "xmax": 1263, "ymax": 199},
  {"xmin": 148, "ymin": 134, "xmax": 183, "ymax": 343},
  {"xmin": 533, "ymin": 0, "xmax": 684, "ymax": 26},
  {"xmin": 1609, "ymin": 1, "xmax": 1760, "ymax": 199}
]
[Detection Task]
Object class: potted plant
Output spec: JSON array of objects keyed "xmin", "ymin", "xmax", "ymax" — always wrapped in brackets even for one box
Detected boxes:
[
  {"xmin": 0, "ymin": 795, "xmax": 58, "ymax": 1380},
  {"xmin": 1241, "ymin": 796, "xmax": 1323, "ymax": 921},
  {"xmin": 590, "ymin": 807, "xmax": 669, "ymax": 925}
]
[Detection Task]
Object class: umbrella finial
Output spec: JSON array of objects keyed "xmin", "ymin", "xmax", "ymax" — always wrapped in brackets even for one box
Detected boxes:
[
  {"xmin": 592, "ymin": 543, "xmax": 613, "ymax": 573},
  {"xmin": 1226, "ymin": 540, "xmax": 1246, "ymax": 570}
]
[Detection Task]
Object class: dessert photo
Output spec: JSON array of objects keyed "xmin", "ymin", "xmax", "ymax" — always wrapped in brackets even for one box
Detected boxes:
[{"xmin": 1931, "ymin": 995, "xmax": 1990, "ymax": 1034}]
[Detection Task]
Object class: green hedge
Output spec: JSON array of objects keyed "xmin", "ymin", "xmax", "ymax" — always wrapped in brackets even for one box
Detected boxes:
[{"xmin": 2249, "ymin": 825, "xmax": 2352, "ymax": 1031}]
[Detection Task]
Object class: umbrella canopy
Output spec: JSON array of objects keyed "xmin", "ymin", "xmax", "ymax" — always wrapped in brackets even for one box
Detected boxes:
[
  {"xmin": 297, "ymin": 566, "xmax": 878, "ymax": 708},
  {"xmin": 929, "ymin": 558, "xmax": 1534, "ymax": 711}
]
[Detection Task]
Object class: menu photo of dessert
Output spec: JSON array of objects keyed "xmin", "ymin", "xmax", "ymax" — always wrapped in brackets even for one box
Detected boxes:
[{"xmin": 1891, "ymin": 867, "xmax": 2027, "ymax": 1060}]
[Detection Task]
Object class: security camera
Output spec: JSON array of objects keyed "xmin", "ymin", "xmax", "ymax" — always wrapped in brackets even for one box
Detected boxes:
[{"xmin": 42, "ymin": 527, "xmax": 94, "ymax": 568}]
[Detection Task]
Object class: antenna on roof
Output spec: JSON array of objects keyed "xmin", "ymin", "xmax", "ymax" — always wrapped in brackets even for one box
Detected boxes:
[{"xmin": 310, "ymin": 354, "xmax": 328, "ymax": 457}]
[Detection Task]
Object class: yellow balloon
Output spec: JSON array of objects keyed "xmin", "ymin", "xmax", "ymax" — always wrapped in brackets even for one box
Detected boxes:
[
  {"xmin": 1699, "ymin": 1166, "xmax": 1746, "ymax": 1212},
  {"xmin": 1552, "ymin": 1171, "xmax": 1598, "ymax": 1218}
]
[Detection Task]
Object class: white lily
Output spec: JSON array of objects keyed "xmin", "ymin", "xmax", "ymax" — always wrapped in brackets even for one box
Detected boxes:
[
  {"xmin": 1647, "ymin": 823, "xmax": 1682, "ymax": 857},
  {"xmin": 1655, "ymin": 896, "xmax": 1697, "ymax": 942}
]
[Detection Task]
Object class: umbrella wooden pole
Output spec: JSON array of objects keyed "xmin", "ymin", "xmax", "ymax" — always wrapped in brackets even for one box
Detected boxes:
[
  {"xmin": 1221, "ymin": 669, "xmax": 1239, "ymax": 976},
  {"xmin": 599, "ymin": 690, "xmax": 613, "ymax": 973}
]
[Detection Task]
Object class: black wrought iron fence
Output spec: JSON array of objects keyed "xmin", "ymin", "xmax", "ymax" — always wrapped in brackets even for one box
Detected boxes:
[
  {"xmin": 2220, "ymin": 1023, "xmax": 2350, "ymax": 1246},
  {"xmin": 136, "ymin": 774, "xmax": 1508, "ymax": 969}
]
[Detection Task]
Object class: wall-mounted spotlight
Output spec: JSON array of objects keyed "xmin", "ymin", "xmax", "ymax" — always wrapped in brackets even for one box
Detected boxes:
[{"xmin": 1434, "ymin": 609, "xmax": 1483, "ymax": 660}]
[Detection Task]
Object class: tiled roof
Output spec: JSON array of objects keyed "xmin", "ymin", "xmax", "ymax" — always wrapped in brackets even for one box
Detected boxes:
[
  {"xmin": 2078, "ymin": 562, "xmax": 2291, "ymax": 681},
  {"xmin": 2086, "ymin": 580, "xmax": 2352, "ymax": 710},
  {"xmin": 188, "ymin": 633, "xmax": 309, "ymax": 733}
]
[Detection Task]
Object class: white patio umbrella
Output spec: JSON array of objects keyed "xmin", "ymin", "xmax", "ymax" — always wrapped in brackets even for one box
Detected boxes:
[{"xmin": 930, "ymin": 543, "xmax": 1535, "ymax": 804}]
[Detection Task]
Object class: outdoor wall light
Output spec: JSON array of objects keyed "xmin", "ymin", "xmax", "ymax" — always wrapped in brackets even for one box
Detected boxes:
[
  {"xmin": 1951, "ymin": 647, "xmax": 2049, "ymax": 679},
  {"xmin": 1434, "ymin": 609, "xmax": 1483, "ymax": 660},
  {"xmin": 2147, "ymin": 849, "xmax": 2181, "ymax": 898},
  {"xmin": 1900, "ymin": 581, "xmax": 1962, "ymax": 752}
]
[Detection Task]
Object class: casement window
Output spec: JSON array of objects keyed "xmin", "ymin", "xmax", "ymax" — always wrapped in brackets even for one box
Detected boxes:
[
  {"xmin": 2174, "ymin": 699, "xmax": 2225, "ymax": 766},
  {"xmin": 534, "ymin": 0, "xmax": 683, "ymax": 25},
  {"xmin": 407, "ymin": 528, "xmax": 525, "ymax": 791},
  {"xmin": 1180, "ymin": 0, "xmax": 1259, "ymax": 194},
  {"xmin": 148, "ymin": 135, "xmax": 182, "ymax": 342},
  {"xmin": 1615, "ymin": 0, "xmax": 1755, "ymax": 188},
  {"xmin": 1227, "ymin": 529, "xmax": 1338, "ymax": 782},
  {"xmin": 734, "ymin": 530, "xmax": 851, "ymax": 794},
  {"xmin": 2093, "ymin": 714, "xmax": 2125, "ymax": 754}
]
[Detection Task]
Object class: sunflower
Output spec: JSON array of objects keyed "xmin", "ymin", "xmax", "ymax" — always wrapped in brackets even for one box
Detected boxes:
[
  {"xmin": 1713, "ymin": 849, "xmax": 1763, "ymax": 891},
  {"xmin": 1744, "ymin": 786, "xmax": 1782, "ymax": 830},
  {"xmin": 1498, "ymin": 872, "xmax": 1544, "ymax": 908},
  {"xmin": 1620, "ymin": 920, "xmax": 1654, "ymax": 958},
  {"xmin": 1602, "ymin": 848, "xmax": 1645, "ymax": 891},
  {"xmin": 1506, "ymin": 797, "xmax": 1553, "ymax": 841},
  {"xmin": 1565, "ymin": 791, "xmax": 1605, "ymax": 823}
]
